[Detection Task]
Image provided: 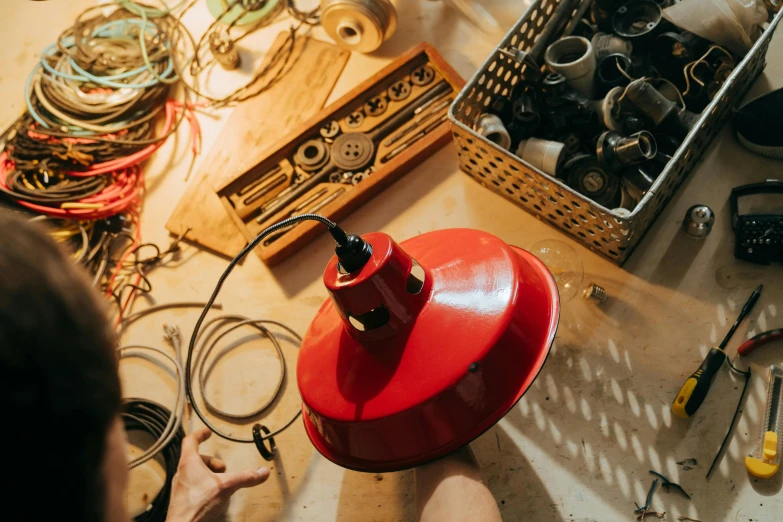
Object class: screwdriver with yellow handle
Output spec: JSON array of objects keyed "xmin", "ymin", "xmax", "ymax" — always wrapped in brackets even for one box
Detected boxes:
[{"xmin": 672, "ymin": 284, "xmax": 763, "ymax": 419}]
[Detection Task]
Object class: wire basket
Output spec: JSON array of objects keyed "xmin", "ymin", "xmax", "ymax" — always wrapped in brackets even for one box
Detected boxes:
[{"xmin": 449, "ymin": 0, "xmax": 783, "ymax": 264}]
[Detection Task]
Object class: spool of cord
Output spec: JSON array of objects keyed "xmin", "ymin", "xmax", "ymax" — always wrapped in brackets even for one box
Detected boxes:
[{"xmin": 321, "ymin": 0, "xmax": 397, "ymax": 53}]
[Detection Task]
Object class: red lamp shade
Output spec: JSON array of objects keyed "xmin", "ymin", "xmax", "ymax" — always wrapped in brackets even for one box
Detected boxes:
[{"xmin": 297, "ymin": 228, "xmax": 559, "ymax": 472}]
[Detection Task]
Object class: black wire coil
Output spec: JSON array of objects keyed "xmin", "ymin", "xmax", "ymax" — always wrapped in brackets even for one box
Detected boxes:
[{"xmin": 122, "ymin": 398, "xmax": 185, "ymax": 522}]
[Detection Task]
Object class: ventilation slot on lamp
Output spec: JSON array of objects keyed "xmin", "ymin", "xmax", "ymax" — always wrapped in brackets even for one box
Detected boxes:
[
  {"xmin": 406, "ymin": 260, "xmax": 425, "ymax": 294},
  {"xmin": 348, "ymin": 306, "xmax": 390, "ymax": 331}
]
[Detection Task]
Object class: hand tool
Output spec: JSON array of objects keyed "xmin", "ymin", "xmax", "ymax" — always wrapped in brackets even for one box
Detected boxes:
[
  {"xmin": 262, "ymin": 188, "xmax": 347, "ymax": 245},
  {"xmin": 238, "ymin": 165, "xmax": 283, "ymax": 196},
  {"xmin": 413, "ymin": 88, "xmax": 450, "ymax": 115},
  {"xmin": 746, "ymin": 365, "xmax": 783, "ymax": 478},
  {"xmin": 243, "ymin": 174, "xmax": 287, "ymax": 207},
  {"xmin": 255, "ymin": 80, "xmax": 452, "ymax": 225},
  {"xmin": 289, "ymin": 187, "xmax": 331, "ymax": 214},
  {"xmin": 672, "ymin": 284, "xmax": 764, "ymax": 418},
  {"xmin": 738, "ymin": 328, "xmax": 783, "ymax": 356},
  {"xmin": 384, "ymin": 98, "xmax": 452, "ymax": 147},
  {"xmin": 381, "ymin": 113, "xmax": 448, "ymax": 163}
]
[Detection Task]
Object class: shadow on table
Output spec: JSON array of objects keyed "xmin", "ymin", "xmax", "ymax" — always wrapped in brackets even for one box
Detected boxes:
[
  {"xmin": 335, "ymin": 468, "xmax": 416, "ymax": 522},
  {"xmin": 625, "ymin": 124, "xmax": 782, "ymax": 300},
  {"xmin": 331, "ymin": 425, "xmax": 559, "ymax": 522},
  {"xmin": 473, "ymin": 424, "xmax": 565, "ymax": 521},
  {"xmin": 485, "ymin": 287, "xmax": 777, "ymax": 522}
]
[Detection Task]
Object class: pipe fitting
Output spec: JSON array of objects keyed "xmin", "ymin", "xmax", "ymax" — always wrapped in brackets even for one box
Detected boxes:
[
  {"xmin": 544, "ymin": 36, "xmax": 596, "ymax": 98},
  {"xmin": 475, "ymin": 113, "xmax": 511, "ymax": 150},
  {"xmin": 597, "ymin": 130, "xmax": 657, "ymax": 172},
  {"xmin": 596, "ymin": 53, "xmax": 633, "ymax": 94},
  {"xmin": 612, "ymin": 1, "xmax": 663, "ymax": 43},
  {"xmin": 516, "ymin": 138, "xmax": 566, "ymax": 177},
  {"xmin": 591, "ymin": 32, "xmax": 633, "ymax": 60}
]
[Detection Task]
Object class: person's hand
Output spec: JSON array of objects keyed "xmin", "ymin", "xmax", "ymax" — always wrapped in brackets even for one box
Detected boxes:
[{"xmin": 166, "ymin": 427, "xmax": 270, "ymax": 522}]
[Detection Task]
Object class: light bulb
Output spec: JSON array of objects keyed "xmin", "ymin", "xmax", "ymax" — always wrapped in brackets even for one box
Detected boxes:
[
  {"xmin": 530, "ymin": 239, "xmax": 584, "ymax": 303},
  {"xmin": 530, "ymin": 240, "xmax": 609, "ymax": 304}
]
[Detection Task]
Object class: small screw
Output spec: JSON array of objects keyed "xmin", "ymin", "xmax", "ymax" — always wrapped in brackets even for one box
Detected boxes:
[{"xmin": 469, "ymin": 362, "xmax": 480, "ymax": 373}]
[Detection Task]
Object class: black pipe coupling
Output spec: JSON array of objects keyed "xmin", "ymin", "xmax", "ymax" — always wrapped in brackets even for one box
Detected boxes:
[
  {"xmin": 596, "ymin": 53, "xmax": 634, "ymax": 95},
  {"xmin": 565, "ymin": 154, "xmax": 622, "ymax": 208},
  {"xmin": 612, "ymin": 1, "xmax": 664, "ymax": 46},
  {"xmin": 623, "ymin": 81, "xmax": 696, "ymax": 139},
  {"xmin": 597, "ymin": 130, "xmax": 657, "ymax": 172},
  {"xmin": 252, "ymin": 424, "xmax": 277, "ymax": 461}
]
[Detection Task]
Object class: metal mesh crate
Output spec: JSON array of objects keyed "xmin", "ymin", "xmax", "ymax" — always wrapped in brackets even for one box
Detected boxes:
[{"xmin": 449, "ymin": 0, "xmax": 783, "ymax": 264}]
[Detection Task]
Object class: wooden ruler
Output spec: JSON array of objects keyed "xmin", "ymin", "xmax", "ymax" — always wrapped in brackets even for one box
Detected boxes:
[{"xmin": 166, "ymin": 34, "xmax": 350, "ymax": 256}]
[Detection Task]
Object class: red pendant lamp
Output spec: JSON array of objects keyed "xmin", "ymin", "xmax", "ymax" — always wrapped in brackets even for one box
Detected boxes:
[{"xmin": 297, "ymin": 228, "xmax": 560, "ymax": 472}]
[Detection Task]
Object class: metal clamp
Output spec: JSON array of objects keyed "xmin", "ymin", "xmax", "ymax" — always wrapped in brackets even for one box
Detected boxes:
[{"xmin": 252, "ymin": 424, "xmax": 277, "ymax": 461}]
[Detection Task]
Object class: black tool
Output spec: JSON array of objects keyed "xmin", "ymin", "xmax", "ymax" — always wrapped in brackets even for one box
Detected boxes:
[
  {"xmin": 731, "ymin": 179, "xmax": 783, "ymax": 265},
  {"xmin": 672, "ymin": 284, "xmax": 764, "ymax": 418}
]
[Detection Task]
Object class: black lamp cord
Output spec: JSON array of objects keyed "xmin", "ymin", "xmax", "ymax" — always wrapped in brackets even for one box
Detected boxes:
[
  {"xmin": 123, "ymin": 399, "xmax": 185, "ymax": 522},
  {"xmin": 185, "ymin": 214, "xmax": 370, "ymax": 460}
]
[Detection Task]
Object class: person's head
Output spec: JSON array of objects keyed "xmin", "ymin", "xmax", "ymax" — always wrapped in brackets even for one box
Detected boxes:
[{"xmin": 0, "ymin": 210, "xmax": 126, "ymax": 522}]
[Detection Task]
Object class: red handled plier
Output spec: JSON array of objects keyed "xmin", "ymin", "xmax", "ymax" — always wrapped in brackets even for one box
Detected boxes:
[{"xmin": 738, "ymin": 328, "xmax": 783, "ymax": 356}]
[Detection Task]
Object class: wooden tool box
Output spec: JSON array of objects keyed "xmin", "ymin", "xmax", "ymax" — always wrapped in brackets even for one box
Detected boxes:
[{"xmin": 215, "ymin": 42, "xmax": 464, "ymax": 265}]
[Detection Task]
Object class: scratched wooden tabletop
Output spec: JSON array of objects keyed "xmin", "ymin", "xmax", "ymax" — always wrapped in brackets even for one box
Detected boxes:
[{"xmin": 4, "ymin": 0, "xmax": 783, "ymax": 520}]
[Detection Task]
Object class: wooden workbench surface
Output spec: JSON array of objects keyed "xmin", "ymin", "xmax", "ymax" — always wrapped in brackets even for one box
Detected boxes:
[{"xmin": 4, "ymin": 1, "xmax": 783, "ymax": 520}]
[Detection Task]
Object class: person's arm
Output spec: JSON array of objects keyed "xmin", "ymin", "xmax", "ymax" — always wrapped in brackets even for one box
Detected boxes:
[
  {"xmin": 166, "ymin": 428, "xmax": 269, "ymax": 522},
  {"xmin": 415, "ymin": 446, "xmax": 503, "ymax": 522}
]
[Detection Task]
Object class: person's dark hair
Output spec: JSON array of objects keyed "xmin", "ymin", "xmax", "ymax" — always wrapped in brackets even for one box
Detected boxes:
[{"xmin": 0, "ymin": 211, "xmax": 121, "ymax": 522}]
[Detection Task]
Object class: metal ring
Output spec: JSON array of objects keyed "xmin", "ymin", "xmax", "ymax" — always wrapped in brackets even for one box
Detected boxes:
[
  {"xmin": 294, "ymin": 139, "xmax": 331, "ymax": 172},
  {"xmin": 388, "ymin": 79, "xmax": 411, "ymax": 101},
  {"xmin": 411, "ymin": 64, "xmax": 435, "ymax": 86},
  {"xmin": 252, "ymin": 424, "xmax": 277, "ymax": 461},
  {"xmin": 320, "ymin": 120, "xmax": 340, "ymax": 139},
  {"xmin": 345, "ymin": 111, "xmax": 364, "ymax": 128},
  {"xmin": 332, "ymin": 132, "xmax": 375, "ymax": 170},
  {"xmin": 364, "ymin": 95, "xmax": 388, "ymax": 116}
]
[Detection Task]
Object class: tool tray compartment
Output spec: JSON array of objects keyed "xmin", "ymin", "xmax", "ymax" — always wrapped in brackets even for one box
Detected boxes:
[
  {"xmin": 449, "ymin": 1, "xmax": 783, "ymax": 265},
  {"xmin": 217, "ymin": 42, "xmax": 464, "ymax": 265}
]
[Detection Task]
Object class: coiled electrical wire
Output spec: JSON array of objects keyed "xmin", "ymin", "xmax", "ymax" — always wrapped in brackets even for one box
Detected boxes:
[
  {"xmin": 186, "ymin": 214, "xmax": 338, "ymax": 445},
  {"xmin": 119, "ymin": 344, "xmax": 185, "ymax": 469},
  {"xmin": 122, "ymin": 398, "xmax": 184, "ymax": 522},
  {"xmin": 193, "ymin": 315, "xmax": 293, "ymax": 421},
  {"xmin": 29, "ymin": 215, "xmax": 90, "ymax": 263}
]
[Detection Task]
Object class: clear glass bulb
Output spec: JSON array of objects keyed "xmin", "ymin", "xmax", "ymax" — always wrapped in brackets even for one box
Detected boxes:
[{"xmin": 530, "ymin": 239, "xmax": 584, "ymax": 303}]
